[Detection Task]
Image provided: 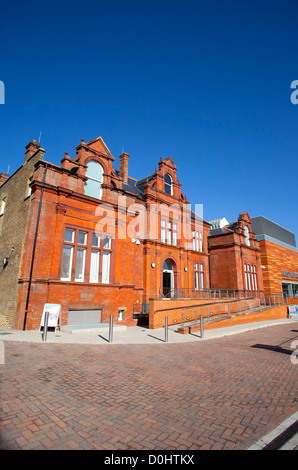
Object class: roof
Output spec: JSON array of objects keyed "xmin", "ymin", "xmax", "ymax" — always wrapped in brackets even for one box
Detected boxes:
[{"xmin": 251, "ymin": 216, "xmax": 296, "ymax": 248}]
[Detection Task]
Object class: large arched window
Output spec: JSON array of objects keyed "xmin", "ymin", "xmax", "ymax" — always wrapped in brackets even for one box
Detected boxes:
[
  {"xmin": 244, "ymin": 226, "xmax": 250, "ymax": 246},
  {"xmin": 164, "ymin": 174, "xmax": 173, "ymax": 195},
  {"xmin": 84, "ymin": 161, "xmax": 104, "ymax": 199}
]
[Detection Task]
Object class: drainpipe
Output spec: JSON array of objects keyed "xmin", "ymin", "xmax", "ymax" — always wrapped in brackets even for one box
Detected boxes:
[{"xmin": 23, "ymin": 163, "xmax": 48, "ymax": 330}]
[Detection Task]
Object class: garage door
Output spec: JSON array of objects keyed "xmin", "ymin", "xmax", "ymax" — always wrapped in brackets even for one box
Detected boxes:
[{"xmin": 68, "ymin": 309, "xmax": 102, "ymax": 326}]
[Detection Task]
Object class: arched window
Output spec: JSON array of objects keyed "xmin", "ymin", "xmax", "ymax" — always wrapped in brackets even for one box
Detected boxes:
[
  {"xmin": 244, "ymin": 226, "xmax": 250, "ymax": 246},
  {"xmin": 163, "ymin": 259, "xmax": 173, "ymax": 271},
  {"xmin": 84, "ymin": 161, "xmax": 104, "ymax": 199},
  {"xmin": 164, "ymin": 174, "xmax": 173, "ymax": 195}
]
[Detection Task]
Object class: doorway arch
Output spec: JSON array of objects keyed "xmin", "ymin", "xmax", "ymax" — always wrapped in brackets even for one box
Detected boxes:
[{"xmin": 162, "ymin": 258, "xmax": 175, "ymax": 297}]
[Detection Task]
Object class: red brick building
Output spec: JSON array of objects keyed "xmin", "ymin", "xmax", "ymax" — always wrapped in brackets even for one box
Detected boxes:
[
  {"xmin": 208, "ymin": 212, "xmax": 264, "ymax": 294},
  {"xmin": 0, "ymin": 137, "xmax": 210, "ymax": 330}
]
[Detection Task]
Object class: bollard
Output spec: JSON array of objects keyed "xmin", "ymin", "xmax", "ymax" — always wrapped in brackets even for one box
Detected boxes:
[
  {"xmin": 109, "ymin": 314, "xmax": 113, "ymax": 343},
  {"xmin": 164, "ymin": 316, "xmax": 168, "ymax": 343},
  {"xmin": 200, "ymin": 314, "xmax": 204, "ymax": 339},
  {"xmin": 43, "ymin": 311, "xmax": 49, "ymax": 342},
  {"xmin": 195, "ymin": 309, "xmax": 197, "ymax": 325},
  {"xmin": 180, "ymin": 310, "xmax": 183, "ymax": 328}
]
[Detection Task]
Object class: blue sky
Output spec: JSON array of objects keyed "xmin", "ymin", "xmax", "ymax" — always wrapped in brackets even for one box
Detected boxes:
[{"xmin": 0, "ymin": 0, "xmax": 297, "ymax": 239}]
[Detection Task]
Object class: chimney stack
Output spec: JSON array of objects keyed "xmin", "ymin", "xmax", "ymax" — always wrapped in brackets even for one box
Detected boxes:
[
  {"xmin": 25, "ymin": 140, "xmax": 41, "ymax": 162},
  {"xmin": 0, "ymin": 173, "xmax": 8, "ymax": 186},
  {"xmin": 119, "ymin": 152, "xmax": 130, "ymax": 184}
]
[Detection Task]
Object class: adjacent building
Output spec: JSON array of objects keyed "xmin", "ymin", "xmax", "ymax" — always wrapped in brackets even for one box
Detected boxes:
[
  {"xmin": 208, "ymin": 212, "xmax": 264, "ymax": 293},
  {"xmin": 251, "ymin": 216, "xmax": 298, "ymax": 300}
]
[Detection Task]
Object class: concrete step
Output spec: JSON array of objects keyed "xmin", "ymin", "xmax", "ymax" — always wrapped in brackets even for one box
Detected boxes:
[{"xmin": 60, "ymin": 323, "xmax": 127, "ymax": 334}]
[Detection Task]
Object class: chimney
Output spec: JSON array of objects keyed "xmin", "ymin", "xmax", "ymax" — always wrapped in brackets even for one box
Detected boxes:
[
  {"xmin": 25, "ymin": 140, "xmax": 41, "ymax": 162},
  {"xmin": 119, "ymin": 152, "xmax": 130, "ymax": 184},
  {"xmin": 0, "ymin": 173, "xmax": 8, "ymax": 186}
]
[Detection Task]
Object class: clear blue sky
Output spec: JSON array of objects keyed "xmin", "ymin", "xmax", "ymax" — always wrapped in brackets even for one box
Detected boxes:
[{"xmin": 1, "ymin": 0, "xmax": 297, "ymax": 239}]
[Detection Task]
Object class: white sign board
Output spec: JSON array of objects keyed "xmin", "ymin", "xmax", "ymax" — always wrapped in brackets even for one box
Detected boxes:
[
  {"xmin": 40, "ymin": 304, "xmax": 61, "ymax": 330},
  {"xmin": 289, "ymin": 305, "xmax": 298, "ymax": 317}
]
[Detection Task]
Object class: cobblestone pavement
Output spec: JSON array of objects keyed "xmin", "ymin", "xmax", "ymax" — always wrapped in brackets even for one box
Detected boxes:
[{"xmin": 0, "ymin": 323, "xmax": 297, "ymax": 450}]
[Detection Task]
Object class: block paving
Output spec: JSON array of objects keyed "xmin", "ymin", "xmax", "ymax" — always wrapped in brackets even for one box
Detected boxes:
[{"xmin": 0, "ymin": 323, "xmax": 297, "ymax": 450}]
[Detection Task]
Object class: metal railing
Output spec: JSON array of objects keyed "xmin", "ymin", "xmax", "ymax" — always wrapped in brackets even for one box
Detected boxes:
[{"xmin": 159, "ymin": 287, "xmax": 263, "ymax": 300}]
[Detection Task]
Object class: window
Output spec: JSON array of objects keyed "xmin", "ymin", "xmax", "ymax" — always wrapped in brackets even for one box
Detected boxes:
[
  {"xmin": 164, "ymin": 174, "xmax": 172, "ymax": 195},
  {"xmin": 244, "ymin": 226, "xmax": 250, "ymax": 246},
  {"xmin": 161, "ymin": 219, "xmax": 178, "ymax": 245},
  {"xmin": 161, "ymin": 219, "xmax": 166, "ymax": 243},
  {"xmin": 61, "ymin": 229, "xmax": 75, "ymax": 281},
  {"xmin": 118, "ymin": 308, "xmax": 126, "ymax": 321},
  {"xmin": 74, "ymin": 231, "xmax": 87, "ymax": 282},
  {"xmin": 84, "ymin": 161, "xmax": 104, "ymax": 199},
  {"xmin": 90, "ymin": 234, "xmax": 100, "ymax": 283},
  {"xmin": 102, "ymin": 237, "xmax": 112, "ymax": 284},
  {"xmin": 26, "ymin": 176, "xmax": 33, "ymax": 197},
  {"xmin": 0, "ymin": 197, "xmax": 6, "ymax": 216},
  {"xmin": 61, "ymin": 227, "xmax": 112, "ymax": 284},
  {"xmin": 194, "ymin": 263, "xmax": 204, "ymax": 289},
  {"xmin": 244, "ymin": 263, "xmax": 258, "ymax": 291},
  {"xmin": 192, "ymin": 231, "xmax": 203, "ymax": 252}
]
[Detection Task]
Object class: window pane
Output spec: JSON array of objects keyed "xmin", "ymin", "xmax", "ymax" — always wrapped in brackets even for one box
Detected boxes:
[
  {"xmin": 167, "ymin": 229, "xmax": 171, "ymax": 244},
  {"xmin": 90, "ymin": 249, "xmax": 99, "ymax": 283},
  {"xmin": 102, "ymin": 252, "xmax": 110, "ymax": 283},
  {"xmin": 161, "ymin": 228, "xmax": 165, "ymax": 243},
  {"xmin": 75, "ymin": 248, "xmax": 86, "ymax": 281},
  {"xmin": 64, "ymin": 228, "xmax": 74, "ymax": 243},
  {"xmin": 103, "ymin": 237, "xmax": 111, "ymax": 249},
  {"xmin": 92, "ymin": 234, "xmax": 100, "ymax": 247},
  {"xmin": 164, "ymin": 174, "xmax": 172, "ymax": 195},
  {"xmin": 84, "ymin": 177, "xmax": 103, "ymax": 199},
  {"xmin": 78, "ymin": 231, "xmax": 87, "ymax": 245},
  {"xmin": 61, "ymin": 245, "xmax": 73, "ymax": 280},
  {"xmin": 85, "ymin": 161, "xmax": 103, "ymax": 200},
  {"xmin": 200, "ymin": 272, "xmax": 204, "ymax": 289},
  {"xmin": 161, "ymin": 219, "xmax": 166, "ymax": 227},
  {"xmin": 173, "ymin": 231, "xmax": 177, "ymax": 245},
  {"xmin": 1, "ymin": 198, "xmax": 6, "ymax": 215},
  {"xmin": 195, "ymin": 271, "xmax": 199, "ymax": 290}
]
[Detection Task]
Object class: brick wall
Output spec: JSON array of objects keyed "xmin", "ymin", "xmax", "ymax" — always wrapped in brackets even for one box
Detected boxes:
[{"xmin": 0, "ymin": 142, "xmax": 45, "ymax": 327}]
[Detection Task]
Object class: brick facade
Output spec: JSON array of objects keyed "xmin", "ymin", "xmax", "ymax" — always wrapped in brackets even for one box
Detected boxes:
[
  {"xmin": 258, "ymin": 238, "xmax": 298, "ymax": 297},
  {"xmin": 1, "ymin": 137, "xmax": 210, "ymax": 330}
]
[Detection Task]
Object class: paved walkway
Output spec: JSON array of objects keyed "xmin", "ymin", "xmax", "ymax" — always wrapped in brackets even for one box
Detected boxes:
[
  {"xmin": 0, "ymin": 318, "xmax": 296, "ymax": 344},
  {"xmin": 0, "ymin": 319, "xmax": 297, "ymax": 450}
]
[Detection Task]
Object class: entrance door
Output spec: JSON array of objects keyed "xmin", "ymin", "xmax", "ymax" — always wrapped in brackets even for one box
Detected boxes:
[{"xmin": 163, "ymin": 259, "xmax": 174, "ymax": 297}]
